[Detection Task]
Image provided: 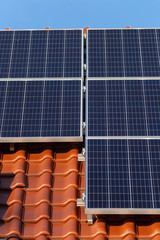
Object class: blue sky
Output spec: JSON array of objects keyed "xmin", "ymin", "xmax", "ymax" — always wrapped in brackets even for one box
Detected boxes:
[{"xmin": 0, "ymin": 0, "xmax": 160, "ymax": 29}]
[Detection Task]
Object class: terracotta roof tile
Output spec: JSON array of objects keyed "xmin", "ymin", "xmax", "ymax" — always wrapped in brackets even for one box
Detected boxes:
[
  {"xmin": 27, "ymin": 158, "xmax": 53, "ymax": 176},
  {"xmin": 0, "ymin": 173, "xmax": 25, "ymax": 190},
  {"xmin": 80, "ymin": 219, "xmax": 107, "ymax": 238},
  {"xmin": 25, "ymin": 187, "xmax": 51, "ymax": 206},
  {"xmin": 51, "ymin": 186, "xmax": 77, "ymax": 206},
  {"xmin": 23, "ymin": 203, "xmax": 50, "ymax": 223},
  {"xmin": 1, "ymin": 159, "xmax": 26, "ymax": 174},
  {"xmin": 51, "ymin": 202, "xmax": 77, "ymax": 222},
  {"xmin": 0, "ymin": 145, "xmax": 160, "ymax": 239},
  {"xmin": 0, "ymin": 219, "xmax": 21, "ymax": 238},
  {"xmin": 55, "ymin": 149, "xmax": 78, "ymax": 162},
  {"xmin": 0, "ymin": 203, "xmax": 22, "ymax": 221},
  {"xmin": 51, "ymin": 219, "xmax": 77, "ymax": 238},
  {"xmin": 2, "ymin": 150, "xmax": 26, "ymax": 162},
  {"xmin": 27, "ymin": 173, "xmax": 52, "ymax": 190},
  {"xmin": 53, "ymin": 172, "xmax": 78, "ymax": 190},
  {"xmin": 22, "ymin": 219, "xmax": 50, "ymax": 239},
  {"xmin": 53, "ymin": 158, "xmax": 78, "ymax": 176},
  {"xmin": 0, "ymin": 188, "xmax": 24, "ymax": 206},
  {"xmin": 137, "ymin": 222, "xmax": 160, "ymax": 239},
  {"xmin": 108, "ymin": 220, "xmax": 135, "ymax": 240},
  {"xmin": 29, "ymin": 149, "xmax": 53, "ymax": 162}
]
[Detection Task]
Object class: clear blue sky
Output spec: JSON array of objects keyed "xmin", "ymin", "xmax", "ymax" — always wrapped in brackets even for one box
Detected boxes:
[{"xmin": 0, "ymin": 0, "xmax": 160, "ymax": 29}]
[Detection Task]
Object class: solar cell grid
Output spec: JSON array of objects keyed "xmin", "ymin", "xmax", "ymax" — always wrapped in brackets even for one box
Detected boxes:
[
  {"xmin": 87, "ymin": 79, "xmax": 160, "ymax": 137},
  {"xmin": 0, "ymin": 80, "xmax": 82, "ymax": 141},
  {"xmin": 0, "ymin": 29, "xmax": 83, "ymax": 79},
  {"xmin": 87, "ymin": 28, "xmax": 160, "ymax": 78},
  {"xmin": 86, "ymin": 139, "xmax": 160, "ymax": 213}
]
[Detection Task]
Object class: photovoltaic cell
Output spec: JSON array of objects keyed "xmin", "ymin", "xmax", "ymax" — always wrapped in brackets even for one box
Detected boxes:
[
  {"xmin": 0, "ymin": 81, "xmax": 7, "ymax": 127},
  {"xmin": 27, "ymin": 31, "xmax": 48, "ymax": 78},
  {"xmin": 9, "ymin": 31, "xmax": 30, "ymax": 78},
  {"xmin": 41, "ymin": 80, "xmax": 81, "ymax": 137},
  {"xmin": 123, "ymin": 29, "xmax": 142, "ymax": 77},
  {"xmin": 87, "ymin": 29, "xmax": 160, "ymax": 78},
  {"xmin": 1, "ymin": 81, "xmax": 25, "ymax": 137},
  {"xmin": 87, "ymin": 139, "xmax": 160, "ymax": 211},
  {"xmin": 87, "ymin": 80, "xmax": 160, "ymax": 137},
  {"xmin": 140, "ymin": 29, "xmax": 160, "ymax": 77},
  {"xmin": 46, "ymin": 30, "xmax": 64, "ymax": 78},
  {"xmin": 21, "ymin": 81, "xmax": 44, "ymax": 137},
  {"xmin": 0, "ymin": 31, "xmax": 13, "ymax": 78},
  {"xmin": 144, "ymin": 80, "xmax": 160, "ymax": 136},
  {"xmin": 46, "ymin": 30, "xmax": 82, "ymax": 78},
  {"xmin": 0, "ymin": 80, "xmax": 82, "ymax": 140},
  {"xmin": 105, "ymin": 30, "xmax": 124, "ymax": 77}
]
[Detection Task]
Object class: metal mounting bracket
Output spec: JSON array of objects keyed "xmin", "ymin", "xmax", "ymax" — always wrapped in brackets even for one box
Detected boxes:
[
  {"xmin": 87, "ymin": 214, "xmax": 93, "ymax": 225},
  {"xmin": 78, "ymin": 153, "xmax": 85, "ymax": 162},
  {"xmin": 77, "ymin": 198, "xmax": 85, "ymax": 207}
]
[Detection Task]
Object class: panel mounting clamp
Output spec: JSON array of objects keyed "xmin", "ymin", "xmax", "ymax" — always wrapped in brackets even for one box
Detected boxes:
[
  {"xmin": 77, "ymin": 198, "xmax": 85, "ymax": 207},
  {"xmin": 78, "ymin": 153, "xmax": 85, "ymax": 162}
]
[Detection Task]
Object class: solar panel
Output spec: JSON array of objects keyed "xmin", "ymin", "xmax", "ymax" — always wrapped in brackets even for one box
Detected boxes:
[
  {"xmin": 0, "ymin": 80, "xmax": 82, "ymax": 142},
  {"xmin": 0, "ymin": 29, "xmax": 83, "ymax": 79},
  {"xmin": 87, "ymin": 29, "xmax": 160, "ymax": 78},
  {"xmin": 86, "ymin": 139, "xmax": 160, "ymax": 214},
  {"xmin": 87, "ymin": 79, "xmax": 160, "ymax": 137}
]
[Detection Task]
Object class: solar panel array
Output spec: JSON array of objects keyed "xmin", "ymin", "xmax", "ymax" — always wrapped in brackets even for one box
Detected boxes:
[
  {"xmin": 0, "ymin": 29, "xmax": 83, "ymax": 142},
  {"xmin": 86, "ymin": 28, "xmax": 160, "ymax": 214}
]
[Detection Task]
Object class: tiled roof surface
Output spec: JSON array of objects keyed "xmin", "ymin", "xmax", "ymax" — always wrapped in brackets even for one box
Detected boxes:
[{"xmin": 0, "ymin": 143, "xmax": 160, "ymax": 239}]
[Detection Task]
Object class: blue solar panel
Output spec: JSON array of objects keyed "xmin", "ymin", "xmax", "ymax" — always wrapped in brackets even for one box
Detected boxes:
[
  {"xmin": 0, "ymin": 30, "xmax": 83, "ymax": 79},
  {"xmin": 87, "ymin": 79, "xmax": 160, "ymax": 136},
  {"xmin": 0, "ymin": 80, "xmax": 82, "ymax": 141},
  {"xmin": 87, "ymin": 29, "xmax": 160, "ymax": 78},
  {"xmin": 86, "ymin": 139, "xmax": 160, "ymax": 212}
]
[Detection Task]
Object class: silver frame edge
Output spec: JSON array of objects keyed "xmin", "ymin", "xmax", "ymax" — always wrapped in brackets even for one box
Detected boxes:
[
  {"xmin": 85, "ymin": 208, "xmax": 160, "ymax": 214},
  {"xmin": 0, "ymin": 136, "xmax": 83, "ymax": 143}
]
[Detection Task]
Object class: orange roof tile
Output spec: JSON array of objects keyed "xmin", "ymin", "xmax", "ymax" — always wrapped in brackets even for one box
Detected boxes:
[{"xmin": 0, "ymin": 144, "xmax": 160, "ymax": 239}]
